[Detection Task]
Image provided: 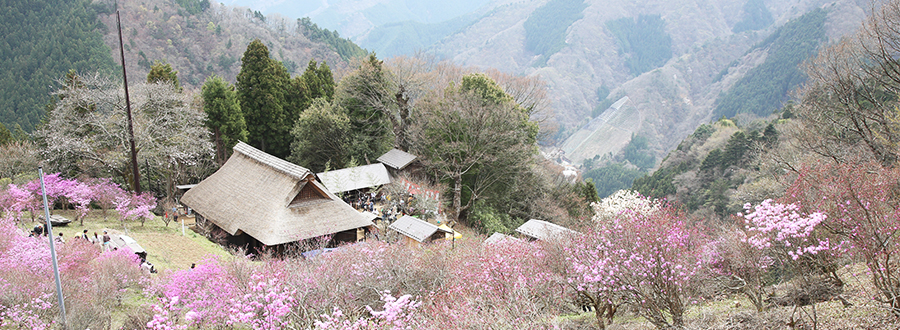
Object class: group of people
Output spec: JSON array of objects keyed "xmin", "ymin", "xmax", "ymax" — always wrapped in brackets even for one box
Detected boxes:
[
  {"xmin": 347, "ymin": 192, "xmax": 381, "ymax": 213},
  {"xmin": 343, "ymin": 190, "xmax": 434, "ymax": 226},
  {"xmin": 28, "ymin": 224, "xmax": 113, "ymax": 249},
  {"xmin": 26, "ymin": 223, "xmax": 159, "ymax": 273},
  {"xmin": 28, "ymin": 224, "xmax": 71, "ymax": 244}
]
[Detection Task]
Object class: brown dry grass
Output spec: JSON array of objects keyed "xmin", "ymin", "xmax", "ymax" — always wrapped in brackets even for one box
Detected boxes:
[{"xmin": 557, "ymin": 263, "xmax": 900, "ymax": 329}]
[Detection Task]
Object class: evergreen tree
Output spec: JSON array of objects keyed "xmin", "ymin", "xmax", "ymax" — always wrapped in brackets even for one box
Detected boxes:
[
  {"xmin": 722, "ymin": 131, "xmax": 750, "ymax": 168},
  {"xmin": 202, "ymin": 75, "xmax": 247, "ymax": 165},
  {"xmin": 236, "ymin": 39, "xmax": 291, "ymax": 158},
  {"xmin": 411, "ymin": 73, "xmax": 537, "ymax": 222},
  {"xmin": 335, "ymin": 54, "xmax": 395, "ymax": 163},
  {"xmin": 301, "ymin": 60, "xmax": 335, "ymax": 102},
  {"xmin": 0, "ymin": 0, "xmax": 116, "ymax": 132},
  {"xmin": 762, "ymin": 123, "xmax": 778, "ymax": 147},
  {"xmin": 0, "ymin": 122, "xmax": 11, "ymax": 146},
  {"xmin": 286, "ymin": 60, "xmax": 335, "ymax": 118},
  {"xmin": 147, "ymin": 61, "xmax": 182, "ymax": 92},
  {"xmin": 460, "ymin": 73, "xmax": 515, "ymax": 105},
  {"xmin": 622, "ymin": 134, "xmax": 656, "ymax": 170},
  {"xmin": 288, "ymin": 98, "xmax": 350, "ymax": 172}
]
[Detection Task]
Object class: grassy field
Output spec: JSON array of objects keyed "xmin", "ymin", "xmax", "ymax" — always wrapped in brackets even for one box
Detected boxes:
[{"xmin": 16, "ymin": 209, "xmax": 230, "ymax": 271}]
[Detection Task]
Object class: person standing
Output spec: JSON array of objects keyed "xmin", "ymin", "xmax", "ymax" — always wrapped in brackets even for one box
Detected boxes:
[{"xmin": 102, "ymin": 230, "xmax": 111, "ymax": 251}]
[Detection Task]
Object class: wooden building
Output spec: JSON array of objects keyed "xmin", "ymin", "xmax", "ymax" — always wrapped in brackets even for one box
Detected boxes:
[
  {"xmin": 181, "ymin": 142, "xmax": 374, "ymax": 253},
  {"xmin": 388, "ymin": 215, "xmax": 452, "ymax": 247}
]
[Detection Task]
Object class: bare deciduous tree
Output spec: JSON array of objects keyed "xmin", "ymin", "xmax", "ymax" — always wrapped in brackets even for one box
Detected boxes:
[
  {"xmin": 0, "ymin": 140, "xmax": 39, "ymax": 180},
  {"xmin": 797, "ymin": 1, "xmax": 900, "ymax": 164},
  {"xmin": 35, "ymin": 73, "xmax": 213, "ymax": 205}
]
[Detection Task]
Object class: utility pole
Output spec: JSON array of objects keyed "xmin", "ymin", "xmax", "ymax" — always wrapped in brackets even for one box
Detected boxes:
[
  {"xmin": 117, "ymin": 10, "xmax": 141, "ymax": 194},
  {"xmin": 39, "ymin": 167, "xmax": 66, "ymax": 327}
]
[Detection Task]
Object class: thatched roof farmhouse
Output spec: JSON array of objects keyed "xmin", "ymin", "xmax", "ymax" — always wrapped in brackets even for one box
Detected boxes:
[{"xmin": 181, "ymin": 142, "xmax": 374, "ymax": 249}]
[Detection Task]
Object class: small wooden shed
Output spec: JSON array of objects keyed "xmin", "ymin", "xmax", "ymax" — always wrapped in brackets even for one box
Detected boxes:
[{"xmin": 388, "ymin": 215, "xmax": 451, "ymax": 247}]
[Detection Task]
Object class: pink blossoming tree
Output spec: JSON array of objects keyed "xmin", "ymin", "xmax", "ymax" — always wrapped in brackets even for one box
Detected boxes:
[
  {"xmin": 784, "ymin": 162, "xmax": 900, "ymax": 316},
  {"xmin": 569, "ymin": 196, "xmax": 705, "ymax": 329}
]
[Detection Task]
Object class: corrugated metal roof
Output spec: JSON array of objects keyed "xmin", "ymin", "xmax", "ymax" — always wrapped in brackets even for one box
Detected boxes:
[
  {"xmin": 483, "ymin": 232, "xmax": 519, "ymax": 245},
  {"xmin": 388, "ymin": 215, "xmax": 449, "ymax": 243},
  {"xmin": 515, "ymin": 219, "xmax": 577, "ymax": 241},
  {"xmin": 377, "ymin": 149, "xmax": 417, "ymax": 170},
  {"xmin": 317, "ymin": 163, "xmax": 392, "ymax": 193}
]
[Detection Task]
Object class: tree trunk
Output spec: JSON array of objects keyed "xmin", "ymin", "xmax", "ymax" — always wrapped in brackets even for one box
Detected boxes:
[
  {"xmin": 594, "ymin": 305, "xmax": 607, "ymax": 330},
  {"xmin": 452, "ymin": 174, "xmax": 462, "ymax": 224},
  {"xmin": 214, "ymin": 128, "xmax": 226, "ymax": 166},
  {"xmin": 394, "ymin": 86, "xmax": 410, "ymax": 150}
]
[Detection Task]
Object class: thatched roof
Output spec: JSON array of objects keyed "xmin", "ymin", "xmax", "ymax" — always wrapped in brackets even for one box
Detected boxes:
[
  {"xmin": 515, "ymin": 219, "xmax": 577, "ymax": 241},
  {"xmin": 181, "ymin": 142, "xmax": 374, "ymax": 246},
  {"xmin": 317, "ymin": 163, "xmax": 392, "ymax": 193},
  {"xmin": 388, "ymin": 215, "xmax": 450, "ymax": 243},
  {"xmin": 377, "ymin": 149, "xmax": 417, "ymax": 170}
]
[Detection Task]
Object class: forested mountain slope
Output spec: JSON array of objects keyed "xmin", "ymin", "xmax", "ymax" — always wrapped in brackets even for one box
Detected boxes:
[
  {"xmin": 430, "ymin": 0, "xmax": 869, "ymax": 164},
  {"xmin": 98, "ymin": 0, "xmax": 361, "ymax": 90},
  {"xmin": 0, "ymin": 0, "xmax": 362, "ymax": 133},
  {"xmin": 224, "ymin": 0, "xmax": 492, "ymax": 51},
  {"xmin": 230, "ymin": 0, "xmax": 871, "ymax": 170},
  {"xmin": 0, "ymin": 0, "xmax": 117, "ymax": 132}
]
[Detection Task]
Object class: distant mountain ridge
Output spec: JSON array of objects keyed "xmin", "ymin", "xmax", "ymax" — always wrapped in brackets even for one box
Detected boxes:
[
  {"xmin": 1, "ymin": 0, "xmax": 872, "ymax": 173},
  {"xmin": 428, "ymin": 0, "xmax": 868, "ymax": 165},
  {"xmin": 100, "ymin": 0, "xmax": 353, "ymax": 90},
  {"xmin": 223, "ymin": 0, "xmax": 492, "ymax": 47},
  {"xmin": 229, "ymin": 0, "xmax": 870, "ymax": 167}
]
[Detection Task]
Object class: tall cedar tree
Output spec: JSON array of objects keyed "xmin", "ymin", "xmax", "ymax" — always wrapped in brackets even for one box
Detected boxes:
[
  {"xmin": 236, "ymin": 39, "xmax": 291, "ymax": 158},
  {"xmin": 0, "ymin": 122, "xmax": 11, "ymax": 146},
  {"xmin": 336, "ymin": 54, "xmax": 395, "ymax": 164},
  {"xmin": 287, "ymin": 60, "xmax": 335, "ymax": 114},
  {"xmin": 202, "ymin": 75, "xmax": 247, "ymax": 165}
]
